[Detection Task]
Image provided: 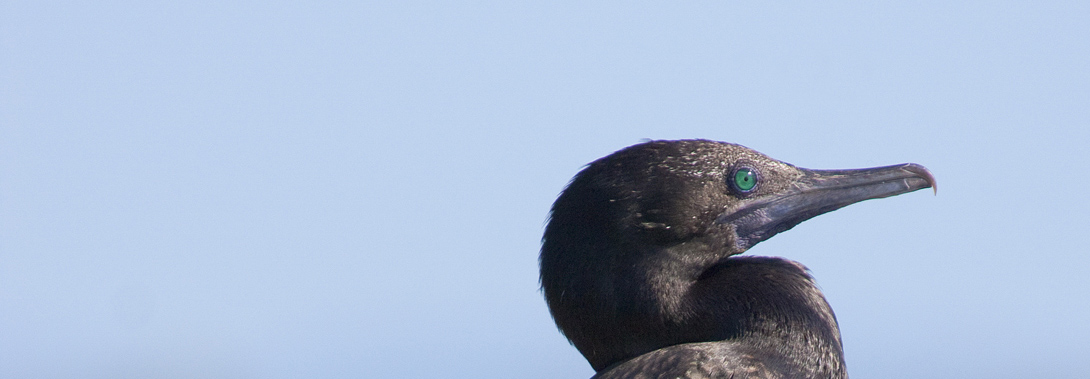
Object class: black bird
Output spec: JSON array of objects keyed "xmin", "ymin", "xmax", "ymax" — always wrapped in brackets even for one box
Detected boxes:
[{"xmin": 540, "ymin": 140, "xmax": 934, "ymax": 379}]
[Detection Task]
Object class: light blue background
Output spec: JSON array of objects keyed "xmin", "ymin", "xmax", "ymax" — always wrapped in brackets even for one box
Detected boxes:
[{"xmin": 3, "ymin": 2, "xmax": 1088, "ymax": 378}]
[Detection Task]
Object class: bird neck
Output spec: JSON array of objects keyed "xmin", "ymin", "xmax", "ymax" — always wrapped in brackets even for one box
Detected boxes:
[
  {"xmin": 541, "ymin": 203, "xmax": 845, "ymax": 376},
  {"xmin": 598, "ymin": 251, "xmax": 848, "ymax": 377},
  {"xmin": 687, "ymin": 256, "xmax": 847, "ymax": 378}
]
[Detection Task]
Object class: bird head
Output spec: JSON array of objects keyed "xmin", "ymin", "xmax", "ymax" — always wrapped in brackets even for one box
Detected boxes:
[{"xmin": 540, "ymin": 139, "xmax": 934, "ymax": 370}]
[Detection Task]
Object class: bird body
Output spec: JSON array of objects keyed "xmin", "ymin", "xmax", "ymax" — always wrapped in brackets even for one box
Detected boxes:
[{"xmin": 540, "ymin": 140, "xmax": 933, "ymax": 379}]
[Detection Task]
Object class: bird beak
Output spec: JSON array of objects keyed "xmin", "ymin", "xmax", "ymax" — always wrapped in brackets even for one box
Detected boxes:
[{"xmin": 717, "ymin": 163, "xmax": 936, "ymax": 251}]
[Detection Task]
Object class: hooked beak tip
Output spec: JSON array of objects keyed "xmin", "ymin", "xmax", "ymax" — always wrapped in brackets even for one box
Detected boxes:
[{"xmin": 901, "ymin": 163, "xmax": 936, "ymax": 195}]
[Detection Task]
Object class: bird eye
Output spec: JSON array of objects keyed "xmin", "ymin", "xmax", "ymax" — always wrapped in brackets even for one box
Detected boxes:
[{"xmin": 731, "ymin": 167, "xmax": 758, "ymax": 193}]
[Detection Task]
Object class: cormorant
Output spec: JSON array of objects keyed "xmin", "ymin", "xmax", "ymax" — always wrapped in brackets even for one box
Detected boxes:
[{"xmin": 540, "ymin": 140, "xmax": 934, "ymax": 379}]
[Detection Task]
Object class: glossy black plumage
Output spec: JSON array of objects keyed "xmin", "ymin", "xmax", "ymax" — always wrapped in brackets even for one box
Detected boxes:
[{"xmin": 540, "ymin": 140, "xmax": 934, "ymax": 379}]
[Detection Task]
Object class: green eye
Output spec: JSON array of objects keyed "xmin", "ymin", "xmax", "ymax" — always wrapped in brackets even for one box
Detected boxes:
[{"xmin": 732, "ymin": 167, "xmax": 758, "ymax": 192}]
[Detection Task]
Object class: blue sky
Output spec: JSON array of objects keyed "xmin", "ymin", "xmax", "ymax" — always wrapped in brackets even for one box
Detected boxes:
[{"xmin": 2, "ymin": 1, "xmax": 1089, "ymax": 378}]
